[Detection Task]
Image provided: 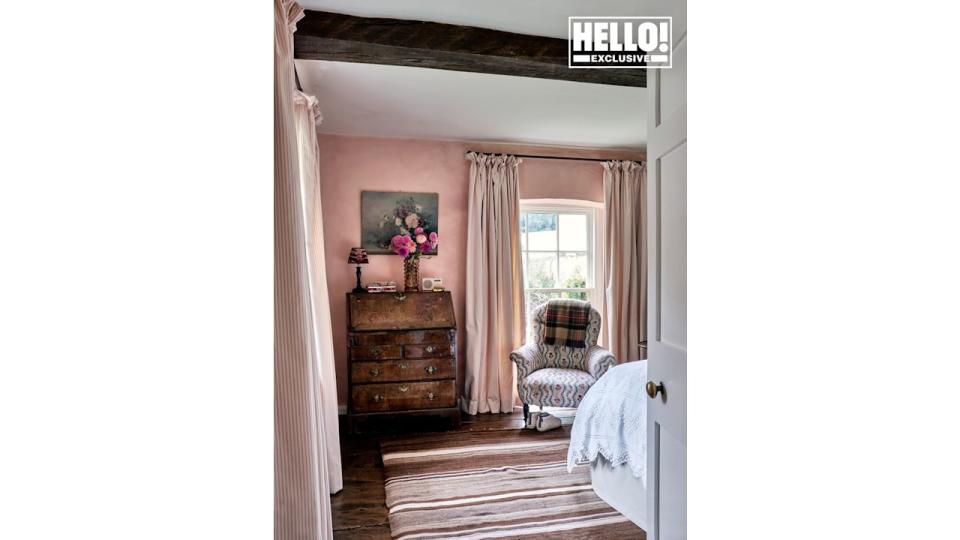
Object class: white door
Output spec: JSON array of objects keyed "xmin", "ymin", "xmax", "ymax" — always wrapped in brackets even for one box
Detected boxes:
[{"xmin": 645, "ymin": 3, "xmax": 687, "ymax": 539}]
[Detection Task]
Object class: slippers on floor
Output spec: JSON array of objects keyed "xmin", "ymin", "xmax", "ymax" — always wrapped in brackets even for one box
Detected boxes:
[{"xmin": 535, "ymin": 412, "xmax": 561, "ymax": 432}]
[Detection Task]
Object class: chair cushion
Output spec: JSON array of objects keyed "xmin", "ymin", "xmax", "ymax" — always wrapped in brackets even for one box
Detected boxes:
[{"xmin": 518, "ymin": 368, "xmax": 596, "ymax": 408}]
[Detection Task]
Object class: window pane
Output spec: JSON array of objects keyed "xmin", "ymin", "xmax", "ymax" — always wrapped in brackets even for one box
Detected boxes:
[
  {"xmin": 526, "ymin": 290, "xmax": 556, "ymax": 314},
  {"xmin": 526, "ymin": 252, "xmax": 557, "ymax": 288},
  {"xmin": 559, "ymin": 252, "xmax": 588, "ymax": 288},
  {"xmin": 560, "ymin": 290, "xmax": 588, "ymax": 301},
  {"xmin": 526, "ymin": 213, "xmax": 557, "ymax": 250},
  {"xmin": 558, "ymin": 214, "xmax": 588, "ymax": 251},
  {"xmin": 519, "ymin": 213, "xmax": 526, "ymax": 250}
]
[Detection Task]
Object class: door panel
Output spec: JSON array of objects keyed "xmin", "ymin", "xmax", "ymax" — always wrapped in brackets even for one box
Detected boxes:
[
  {"xmin": 658, "ymin": 144, "xmax": 687, "ymax": 349},
  {"xmin": 646, "ymin": 8, "xmax": 687, "ymax": 539},
  {"xmin": 658, "ymin": 38, "xmax": 687, "ymax": 124},
  {"xmin": 657, "ymin": 426, "xmax": 687, "ymax": 540}
]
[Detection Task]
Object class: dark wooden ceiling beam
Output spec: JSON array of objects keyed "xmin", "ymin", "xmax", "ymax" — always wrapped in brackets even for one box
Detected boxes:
[{"xmin": 294, "ymin": 10, "xmax": 646, "ymax": 88}]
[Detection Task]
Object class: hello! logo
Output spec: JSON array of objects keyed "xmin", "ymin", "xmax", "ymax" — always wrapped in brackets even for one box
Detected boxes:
[{"xmin": 568, "ymin": 17, "xmax": 672, "ymax": 69}]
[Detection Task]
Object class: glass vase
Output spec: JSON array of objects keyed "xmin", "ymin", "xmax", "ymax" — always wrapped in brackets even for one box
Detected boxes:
[{"xmin": 403, "ymin": 257, "xmax": 420, "ymax": 292}]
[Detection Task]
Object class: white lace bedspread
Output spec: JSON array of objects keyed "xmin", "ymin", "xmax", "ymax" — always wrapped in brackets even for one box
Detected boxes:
[{"xmin": 567, "ymin": 361, "xmax": 647, "ymax": 484}]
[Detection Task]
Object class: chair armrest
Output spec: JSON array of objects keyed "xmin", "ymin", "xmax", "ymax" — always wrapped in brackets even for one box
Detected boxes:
[
  {"xmin": 586, "ymin": 346, "xmax": 617, "ymax": 379},
  {"xmin": 510, "ymin": 343, "xmax": 542, "ymax": 380}
]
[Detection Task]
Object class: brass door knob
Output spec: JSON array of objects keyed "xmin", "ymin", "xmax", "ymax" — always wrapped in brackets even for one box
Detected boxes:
[{"xmin": 646, "ymin": 381, "xmax": 664, "ymax": 399}]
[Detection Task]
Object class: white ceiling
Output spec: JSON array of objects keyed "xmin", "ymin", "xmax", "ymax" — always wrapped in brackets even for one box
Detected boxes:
[
  {"xmin": 295, "ymin": 1, "xmax": 647, "ymax": 150},
  {"xmin": 296, "ymin": 60, "xmax": 646, "ymax": 149}
]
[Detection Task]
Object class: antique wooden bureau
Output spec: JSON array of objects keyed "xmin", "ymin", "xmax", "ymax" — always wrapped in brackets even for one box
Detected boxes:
[{"xmin": 346, "ymin": 291, "xmax": 460, "ymax": 432}]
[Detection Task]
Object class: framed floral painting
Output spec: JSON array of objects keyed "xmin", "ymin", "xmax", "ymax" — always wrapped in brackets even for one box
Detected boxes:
[{"xmin": 360, "ymin": 191, "xmax": 440, "ymax": 254}]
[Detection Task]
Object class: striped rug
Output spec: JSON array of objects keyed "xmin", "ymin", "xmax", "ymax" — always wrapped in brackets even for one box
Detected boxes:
[{"xmin": 380, "ymin": 427, "xmax": 644, "ymax": 539}]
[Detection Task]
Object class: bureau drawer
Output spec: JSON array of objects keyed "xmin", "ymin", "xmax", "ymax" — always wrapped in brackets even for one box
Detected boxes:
[
  {"xmin": 351, "ymin": 358, "xmax": 455, "ymax": 384},
  {"xmin": 404, "ymin": 343, "xmax": 455, "ymax": 359},
  {"xmin": 351, "ymin": 380, "xmax": 456, "ymax": 413},
  {"xmin": 350, "ymin": 344, "xmax": 402, "ymax": 361},
  {"xmin": 349, "ymin": 330, "xmax": 455, "ymax": 346},
  {"xmin": 401, "ymin": 330, "xmax": 455, "ymax": 344}
]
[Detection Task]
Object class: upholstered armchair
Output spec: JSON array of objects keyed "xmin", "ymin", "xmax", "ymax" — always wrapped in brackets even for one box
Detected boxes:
[{"xmin": 510, "ymin": 300, "xmax": 616, "ymax": 420}]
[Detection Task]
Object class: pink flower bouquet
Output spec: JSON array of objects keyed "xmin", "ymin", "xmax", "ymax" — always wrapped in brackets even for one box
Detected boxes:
[{"xmin": 390, "ymin": 229, "xmax": 438, "ymax": 260}]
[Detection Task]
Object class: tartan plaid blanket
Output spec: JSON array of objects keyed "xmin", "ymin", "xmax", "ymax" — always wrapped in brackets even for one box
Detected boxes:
[{"xmin": 542, "ymin": 299, "xmax": 591, "ymax": 349}]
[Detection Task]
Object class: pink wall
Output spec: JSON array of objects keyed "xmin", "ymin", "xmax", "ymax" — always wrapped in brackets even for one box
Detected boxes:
[
  {"xmin": 519, "ymin": 158, "xmax": 604, "ymax": 202},
  {"xmin": 316, "ymin": 134, "xmax": 643, "ymax": 408}
]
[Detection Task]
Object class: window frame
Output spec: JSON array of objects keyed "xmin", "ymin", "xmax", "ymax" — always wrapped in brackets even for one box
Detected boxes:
[{"xmin": 519, "ymin": 201, "xmax": 602, "ymax": 308}]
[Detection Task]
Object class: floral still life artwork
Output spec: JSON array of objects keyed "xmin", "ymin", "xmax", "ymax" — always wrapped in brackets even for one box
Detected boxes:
[{"xmin": 361, "ymin": 191, "xmax": 440, "ymax": 255}]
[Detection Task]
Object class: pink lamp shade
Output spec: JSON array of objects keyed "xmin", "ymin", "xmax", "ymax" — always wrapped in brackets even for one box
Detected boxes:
[{"xmin": 348, "ymin": 247, "xmax": 369, "ymax": 265}]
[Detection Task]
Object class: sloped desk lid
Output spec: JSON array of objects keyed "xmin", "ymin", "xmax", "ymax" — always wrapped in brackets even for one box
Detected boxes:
[{"xmin": 348, "ymin": 291, "xmax": 456, "ymax": 331}]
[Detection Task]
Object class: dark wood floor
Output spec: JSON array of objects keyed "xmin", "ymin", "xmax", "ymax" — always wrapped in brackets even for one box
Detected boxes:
[{"xmin": 331, "ymin": 410, "xmax": 526, "ymax": 539}]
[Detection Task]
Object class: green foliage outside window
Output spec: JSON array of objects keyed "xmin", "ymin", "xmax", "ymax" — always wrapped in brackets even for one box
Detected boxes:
[{"xmin": 528, "ymin": 267, "xmax": 555, "ymax": 288}]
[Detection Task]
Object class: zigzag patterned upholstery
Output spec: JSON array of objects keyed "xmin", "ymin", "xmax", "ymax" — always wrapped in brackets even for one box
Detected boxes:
[{"xmin": 511, "ymin": 301, "xmax": 616, "ymax": 411}]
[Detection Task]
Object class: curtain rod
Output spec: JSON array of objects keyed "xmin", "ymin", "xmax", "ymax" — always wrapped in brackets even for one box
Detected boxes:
[{"xmin": 465, "ymin": 151, "xmax": 627, "ymax": 163}]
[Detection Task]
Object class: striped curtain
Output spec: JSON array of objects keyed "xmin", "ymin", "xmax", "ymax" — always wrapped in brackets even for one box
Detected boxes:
[{"xmin": 275, "ymin": 1, "xmax": 335, "ymax": 539}]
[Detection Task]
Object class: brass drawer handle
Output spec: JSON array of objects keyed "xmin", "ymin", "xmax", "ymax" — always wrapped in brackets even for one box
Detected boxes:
[
  {"xmin": 425, "ymin": 345, "xmax": 435, "ymax": 353},
  {"xmin": 369, "ymin": 368, "xmax": 382, "ymax": 377},
  {"xmin": 427, "ymin": 392, "xmax": 436, "ymax": 400},
  {"xmin": 369, "ymin": 346, "xmax": 382, "ymax": 357},
  {"xmin": 373, "ymin": 394, "xmax": 384, "ymax": 402},
  {"xmin": 425, "ymin": 365, "xmax": 437, "ymax": 374},
  {"xmin": 399, "ymin": 362, "xmax": 409, "ymax": 369},
  {"xmin": 399, "ymin": 385, "xmax": 409, "ymax": 393}
]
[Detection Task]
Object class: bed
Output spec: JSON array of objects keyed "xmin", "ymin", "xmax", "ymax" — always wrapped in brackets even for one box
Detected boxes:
[{"xmin": 567, "ymin": 360, "xmax": 648, "ymax": 529}]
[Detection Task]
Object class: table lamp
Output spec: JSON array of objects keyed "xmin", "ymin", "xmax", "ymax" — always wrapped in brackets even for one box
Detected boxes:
[{"xmin": 348, "ymin": 247, "xmax": 369, "ymax": 293}]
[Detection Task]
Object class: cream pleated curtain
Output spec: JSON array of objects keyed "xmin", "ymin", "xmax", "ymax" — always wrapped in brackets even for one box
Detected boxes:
[
  {"xmin": 463, "ymin": 152, "xmax": 526, "ymax": 415},
  {"xmin": 294, "ymin": 90, "xmax": 342, "ymax": 494},
  {"xmin": 603, "ymin": 160, "xmax": 647, "ymax": 363},
  {"xmin": 275, "ymin": 1, "xmax": 336, "ymax": 539}
]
